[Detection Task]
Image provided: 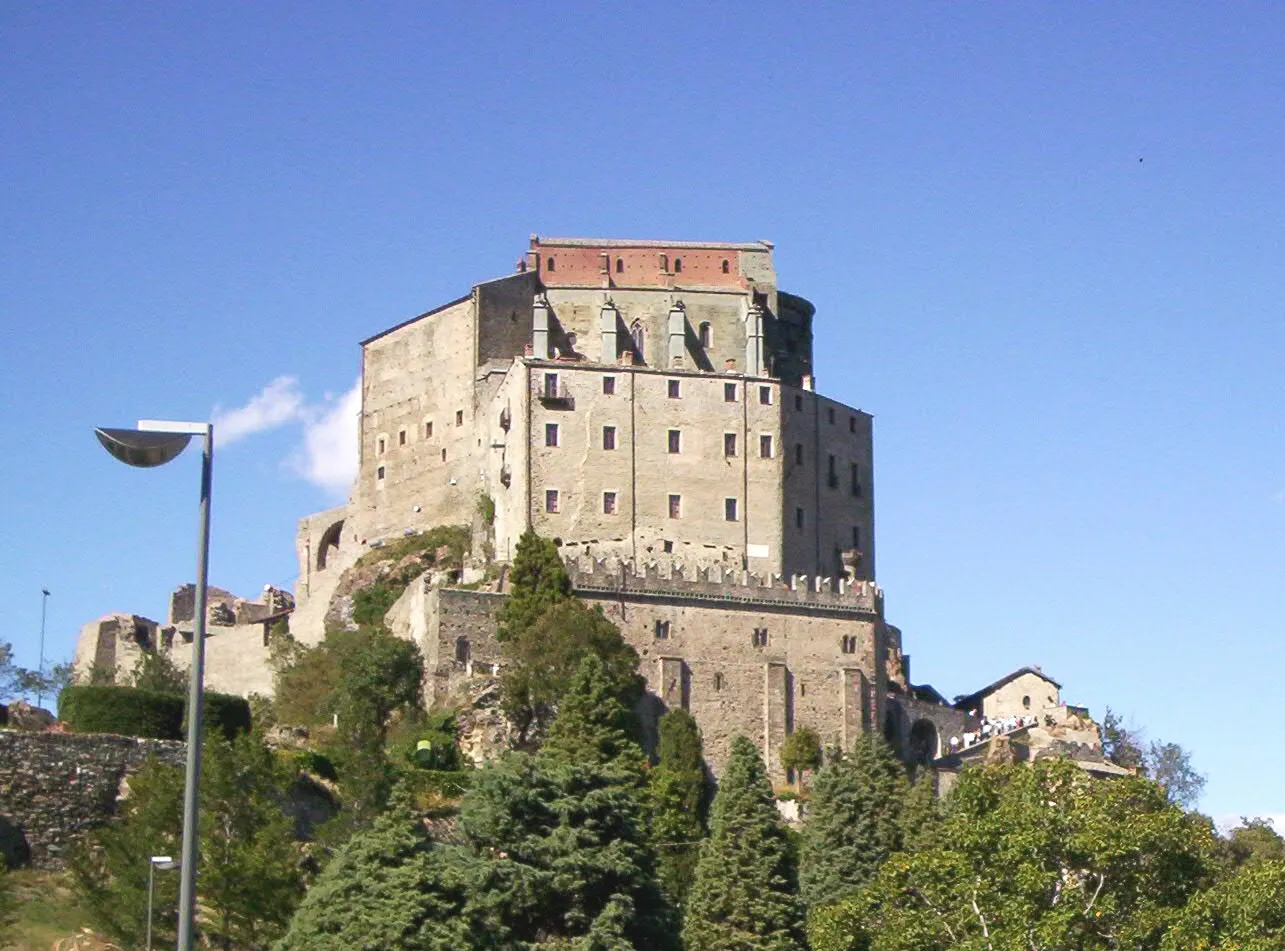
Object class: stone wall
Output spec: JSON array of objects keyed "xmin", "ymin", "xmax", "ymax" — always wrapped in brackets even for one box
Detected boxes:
[{"xmin": 0, "ymin": 730, "xmax": 186, "ymax": 870}]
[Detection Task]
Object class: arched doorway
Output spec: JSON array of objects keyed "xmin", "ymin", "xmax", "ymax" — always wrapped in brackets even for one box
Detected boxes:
[
  {"xmin": 316, "ymin": 519, "xmax": 344, "ymax": 570},
  {"xmin": 909, "ymin": 718, "xmax": 939, "ymax": 765}
]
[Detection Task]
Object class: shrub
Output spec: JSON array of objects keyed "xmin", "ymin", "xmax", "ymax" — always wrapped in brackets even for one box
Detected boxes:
[
  {"xmin": 293, "ymin": 750, "xmax": 338, "ymax": 781},
  {"xmin": 197, "ymin": 692, "xmax": 252, "ymax": 741},
  {"xmin": 59, "ymin": 685, "xmax": 184, "ymax": 739}
]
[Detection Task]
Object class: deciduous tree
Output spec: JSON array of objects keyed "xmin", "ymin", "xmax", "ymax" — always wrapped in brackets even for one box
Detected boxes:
[{"xmin": 779, "ymin": 726, "xmax": 823, "ymax": 793}]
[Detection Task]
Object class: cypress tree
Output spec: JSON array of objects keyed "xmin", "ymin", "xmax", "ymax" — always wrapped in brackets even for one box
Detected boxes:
[
  {"xmin": 540, "ymin": 655, "xmax": 645, "ymax": 772},
  {"xmin": 682, "ymin": 735, "xmax": 807, "ymax": 951},
  {"xmin": 496, "ymin": 528, "xmax": 572, "ymax": 642},
  {"xmin": 798, "ymin": 733, "xmax": 908, "ymax": 907},
  {"xmin": 647, "ymin": 709, "xmax": 709, "ymax": 907}
]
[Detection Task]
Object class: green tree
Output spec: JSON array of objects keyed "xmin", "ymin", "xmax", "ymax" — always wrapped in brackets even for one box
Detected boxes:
[
  {"xmin": 897, "ymin": 768, "xmax": 941, "ymax": 853},
  {"xmin": 821, "ymin": 760, "xmax": 1213, "ymax": 951},
  {"xmin": 333, "ymin": 627, "xmax": 423, "ymax": 746},
  {"xmin": 1147, "ymin": 739, "xmax": 1207, "ymax": 810},
  {"xmin": 1219, "ymin": 817, "xmax": 1285, "ymax": 871},
  {"xmin": 647, "ymin": 709, "xmax": 709, "ymax": 908},
  {"xmin": 74, "ymin": 735, "xmax": 304, "ymax": 950},
  {"xmin": 799, "ymin": 734, "xmax": 908, "ymax": 907},
  {"xmin": 540, "ymin": 655, "xmax": 645, "ymax": 771},
  {"xmin": 1101, "ymin": 706, "xmax": 1146, "ymax": 771},
  {"xmin": 1160, "ymin": 859, "xmax": 1285, "ymax": 950},
  {"xmin": 501, "ymin": 599, "xmax": 641, "ymax": 740},
  {"xmin": 0, "ymin": 640, "xmax": 21, "ymax": 701},
  {"xmin": 496, "ymin": 528, "xmax": 573, "ymax": 643},
  {"xmin": 276, "ymin": 788, "xmax": 478, "ymax": 951},
  {"xmin": 130, "ymin": 649, "xmax": 188, "ymax": 695},
  {"xmin": 779, "ymin": 726, "xmax": 823, "ymax": 793},
  {"xmin": 683, "ymin": 735, "xmax": 807, "ymax": 951}
]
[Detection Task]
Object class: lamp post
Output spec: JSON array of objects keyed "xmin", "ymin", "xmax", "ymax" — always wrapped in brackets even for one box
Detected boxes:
[
  {"xmin": 146, "ymin": 855, "xmax": 181, "ymax": 951},
  {"xmin": 96, "ymin": 420, "xmax": 213, "ymax": 951},
  {"xmin": 35, "ymin": 588, "xmax": 49, "ymax": 708}
]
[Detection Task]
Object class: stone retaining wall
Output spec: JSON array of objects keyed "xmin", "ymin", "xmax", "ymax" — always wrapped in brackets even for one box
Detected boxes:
[{"xmin": 0, "ymin": 730, "xmax": 185, "ymax": 870}]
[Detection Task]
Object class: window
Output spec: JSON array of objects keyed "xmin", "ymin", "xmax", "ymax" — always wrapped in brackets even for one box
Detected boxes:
[
  {"xmin": 724, "ymin": 433, "xmax": 737, "ymax": 457},
  {"xmin": 851, "ymin": 463, "xmax": 862, "ymax": 496},
  {"xmin": 673, "ymin": 257, "xmax": 683, "ymax": 273},
  {"xmin": 603, "ymin": 375, "xmax": 616, "ymax": 395},
  {"xmin": 853, "ymin": 526, "xmax": 861, "ymax": 549},
  {"xmin": 752, "ymin": 627, "xmax": 768, "ymax": 648},
  {"xmin": 759, "ymin": 434, "xmax": 773, "ymax": 458},
  {"xmin": 545, "ymin": 489, "xmax": 559, "ymax": 513},
  {"xmin": 841, "ymin": 635, "xmax": 857, "ymax": 655},
  {"xmin": 699, "ymin": 322, "xmax": 712, "ymax": 348},
  {"xmin": 631, "ymin": 321, "xmax": 645, "ymax": 361},
  {"xmin": 455, "ymin": 636, "xmax": 471, "ymax": 664},
  {"xmin": 668, "ymin": 429, "xmax": 681, "ymax": 453},
  {"xmin": 668, "ymin": 379, "xmax": 681, "ymax": 399},
  {"xmin": 725, "ymin": 498, "xmax": 738, "ymax": 521},
  {"xmin": 377, "ymin": 436, "xmax": 386, "ymax": 455},
  {"xmin": 603, "ymin": 491, "xmax": 617, "ymax": 514},
  {"xmin": 440, "ymin": 448, "xmax": 446, "ymax": 461},
  {"xmin": 668, "ymin": 494, "xmax": 681, "ymax": 518},
  {"xmin": 1023, "ymin": 695, "xmax": 1031, "ymax": 709},
  {"xmin": 615, "ymin": 258, "xmax": 623, "ymax": 273},
  {"xmin": 602, "ymin": 426, "xmax": 616, "ymax": 450},
  {"xmin": 721, "ymin": 259, "xmax": 730, "ymax": 274},
  {"xmin": 654, "ymin": 619, "xmax": 670, "ymax": 640},
  {"xmin": 544, "ymin": 372, "xmax": 558, "ymax": 397},
  {"xmin": 796, "ymin": 507, "xmax": 805, "ymax": 529},
  {"xmin": 795, "ymin": 394, "xmax": 803, "ymax": 411},
  {"xmin": 724, "ymin": 382, "xmax": 737, "ymax": 402},
  {"xmin": 659, "ymin": 253, "xmax": 669, "ymax": 272},
  {"xmin": 545, "ymin": 423, "xmax": 559, "ymax": 447},
  {"xmin": 828, "ymin": 454, "xmax": 838, "ymax": 488},
  {"xmin": 850, "ymin": 415, "xmax": 857, "ymax": 433},
  {"xmin": 376, "ymin": 465, "xmax": 385, "ymax": 482},
  {"xmin": 425, "ymin": 420, "xmax": 434, "ymax": 438},
  {"xmin": 398, "ymin": 429, "xmax": 407, "ymax": 446},
  {"xmin": 759, "ymin": 385, "xmax": 772, "ymax": 405},
  {"xmin": 828, "ymin": 407, "xmax": 836, "ymax": 424},
  {"xmin": 714, "ymin": 671, "xmax": 725, "ymax": 691},
  {"xmin": 795, "ymin": 443, "xmax": 804, "ymax": 464},
  {"xmin": 546, "ymin": 256, "xmax": 555, "ymax": 271},
  {"xmin": 456, "ymin": 410, "xmax": 464, "ymax": 426},
  {"xmin": 663, "ymin": 539, "xmax": 674, "ymax": 553}
]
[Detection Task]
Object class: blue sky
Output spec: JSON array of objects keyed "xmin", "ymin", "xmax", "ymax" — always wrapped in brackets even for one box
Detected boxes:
[{"xmin": 2, "ymin": 3, "xmax": 1281, "ymax": 823}]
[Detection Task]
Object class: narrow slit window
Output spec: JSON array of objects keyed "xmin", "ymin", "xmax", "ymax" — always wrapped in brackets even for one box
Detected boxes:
[
  {"xmin": 425, "ymin": 420, "xmax": 434, "ymax": 438},
  {"xmin": 668, "ymin": 494, "xmax": 681, "ymax": 519},
  {"xmin": 546, "ymin": 256, "xmax": 555, "ymax": 272},
  {"xmin": 721, "ymin": 259, "xmax": 730, "ymax": 274},
  {"xmin": 398, "ymin": 429, "xmax": 407, "ymax": 446},
  {"xmin": 654, "ymin": 619, "xmax": 670, "ymax": 640},
  {"xmin": 724, "ymin": 432, "xmax": 737, "ymax": 457},
  {"xmin": 851, "ymin": 463, "xmax": 862, "ymax": 496},
  {"xmin": 545, "ymin": 423, "xmax": 559, "ymax": 447},
  {"xmin": 759, "ymin": 434, "xmax": 773, "ymax": 458},
  {"xmin": 602, "ymin": 426, "xmax": 616, "ymax": 450},
  {"xmin": 668, "ymin": 429, "xmax": 681, "ymax": 453},
  {"xmin": 376, "ymin": 465, "xmax": 385, "ymax": 482},
  {"xmin": 724, "ymin": 498, "xmax": 738, "ymax": 521},
  {"xmin": 699, "ymin": 322, "xmax": 712, "ymax": 347},
  {"xmin": 795, "ymin": 443, "xmax": 804, "ymax": 465},
  {"xmin": 673, "ymin": 257, "xmax": 682, "ymax": 273},
  {"xmin": 456, "ymin": 410, "xmax": 464, "ymax": 426},
  {"xmin": 796, "ymin": 507, "xmax": 805, "ymax": 529},
  {"xmin": 615, "ymin": 258, "xmax": 624, "ymax": 273}
]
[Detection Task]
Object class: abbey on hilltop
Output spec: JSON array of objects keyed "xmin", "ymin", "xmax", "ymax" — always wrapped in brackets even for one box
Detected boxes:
[{"xmin": 77, "ymin": 236, "xmax": 1112, "ymax": 782}]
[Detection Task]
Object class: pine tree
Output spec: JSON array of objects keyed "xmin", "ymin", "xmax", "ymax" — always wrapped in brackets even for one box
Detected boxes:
[
  {"xmin": 798, "ymin": 733, "xmax": 908, "ymax": 907},
  {"xmin": 898, "ymin": 768, "xmax": 941, "ymax": 853},
  {"xmin": 647, "ymin": 709, "xmax": 709, "ymax": 908},
  {"xmin": 682, "ymin": 735, "xmax": 807, "ymax": 951},
  {"xmin": 540, "ymin": 655, "xmax": 645, "ymax": 771},
  {"xmin": 496, "ymin": 528, "xmax": 573, "ymax": 642}
]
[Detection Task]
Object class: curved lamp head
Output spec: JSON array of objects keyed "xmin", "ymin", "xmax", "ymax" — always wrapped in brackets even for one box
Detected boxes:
[{"xmin": 96, "ymin": 427, "xmax": 193, "ymax": 468}]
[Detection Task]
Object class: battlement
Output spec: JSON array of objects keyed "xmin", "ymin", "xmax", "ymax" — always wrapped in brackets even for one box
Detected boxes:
[{"xmin": 562, "ymin": 555, "xmax": 883, "ymax": 616}]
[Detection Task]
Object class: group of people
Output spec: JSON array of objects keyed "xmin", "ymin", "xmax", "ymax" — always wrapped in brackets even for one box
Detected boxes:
[{"xmin": 948, "ymin": 713, "xmax": 1040, "ymax": 753}]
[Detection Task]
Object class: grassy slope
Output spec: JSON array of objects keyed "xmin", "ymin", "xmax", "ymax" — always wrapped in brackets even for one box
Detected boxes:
[{"xmin": 3, "ymin": 870, "xmax": 100, "ymax": 951}]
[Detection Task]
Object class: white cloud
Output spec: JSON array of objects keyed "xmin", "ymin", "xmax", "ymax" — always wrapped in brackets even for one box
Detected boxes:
[
  {"xmin": 212, "ymin": 376, "xmax": 306, "ymax": 445},
  {"xmin": 292, "ymin": 381, "xmax": 360, "ymax": 496}
]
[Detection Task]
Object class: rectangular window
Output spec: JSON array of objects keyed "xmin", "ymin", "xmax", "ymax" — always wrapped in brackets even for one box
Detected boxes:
[
  {"xmin": 759, "ymin": 434, "xmax": 773, "ymax": 458},
  {"xmin": 544, "ymin": 372, "xmax": 558, "ymax": 397},
  {"xmin": 759, "ymin": 385, "xmax": 771, "ymax": 405},
  {"xmin": 850, "ymin": 415, "xmax": 857, "ymax": 433},
  {"xmin": 724, "ymin": 433, "xmax": 737, "ymax": 457},
  {"xmin": 841, "ymin": 635, "xmax": 857, "ymax": 654},
  {"xmin": 440, "ymin": 448, "xmax": 446, "ymax": 461},
  {"xmin": 828, "ymin": 454, "xmax": 838, "ymax": 488},
  {"xmin": 456, "ymin": 410, "xmax": 464, "ymax": 426},
  {"xmin": 603, "ymin": 376, "xmax": 616, "ymax": 395},
  {"xmin": 398, "ymin": 429, "xmax": 407, "ymax": 446},
  {"xmin": 654, "ymin": 619, "xmax": 670, "ymax": 640},
  {"xmin": 545, "ymin": 489, "xmax": 559, "ymax": 514},
  {"xmin": 668, "ymin": 429, "xmax": 681, "ymax": 453},
  {"xmin": 545, "ymin": 423, "xmax": 559, "ymax": 447},
  {"xmin": 376, "ymin": 465, "xmax": 385, "ymax": 482},
  {"xmin": 853, "ymin": 526, "xmax": 861, "ymax": 549},
  {"xmin": 752, "ymin": 627, "xmax": 768, "ymax": 648},
  {"xmin": 603, "ymin": 491, "xmax": 617, "ymax": 514},
  {"xmin": 668, "ymin": 494, "xmax": 681, "ymax": 519},
  {"xmin": 663, "ymin": 539, "xmax": 674, "ymax": 553},
  {"xmin": 377, "ymin": 436, "xmax": 386, "ymax": 455},
  {"xmin": 851, "ymin": 463, "xmax": 862, "ymax": 496},
  {"xmin": 724, "ymin": 382, "xmax": 737, "ymax": 402},
  {"xmin": 795, "ymin": 394, "xmax": 803, "ymax": 411},
  {"xmin": 425, "ymin": 420, "xmax": 434, "ymax": 438},
  {"xmin": 602, "ymin": 426, "xmax": 616, "ymax": 450},
  {"xmin": 668, "ymin": 379, "xmax": 681, "ymax": 399},
  {"xmin": 795, "ymin": 507, "xmax": 805, "ymax": 529},
  {"xmin": 828, "ymin": 406, "xmax": 836, "ymax": 424},
  {"xmin": 724, "ymin": 498, "xmax": 738, "ymax": 521},
  {"xmin": 795, "ymin": 443, "xmax": 804, "ymax": 464}
]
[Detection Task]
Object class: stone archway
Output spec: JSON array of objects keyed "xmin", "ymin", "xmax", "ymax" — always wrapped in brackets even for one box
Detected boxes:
[
  {"xmin": 316, "ymin": 519, "xmax": 344, "ymax": 571},
  {"xmin": 909, "ymin": 718, "xmax": 939, "ymax": 765}
]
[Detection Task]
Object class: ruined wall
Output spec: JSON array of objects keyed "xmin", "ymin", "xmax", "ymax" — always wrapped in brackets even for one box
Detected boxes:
[
  {"xmin": 0, "ymin": 731, "xmax": 186, "ymax": 870},
  {"xmin": 73, "ymin": 614, "xmax": 158, "ymax": 683}
]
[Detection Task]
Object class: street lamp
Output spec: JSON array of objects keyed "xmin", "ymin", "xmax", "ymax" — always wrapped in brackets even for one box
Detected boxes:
[
  {"xmin": 146, "ymin": 855, "xmax": 181, "ymax": 951},
  {"xmin": 96, "ymin": 419, "xmax": 213, "ymax": 951},
  {"xmin": 36, "ymin": 588, "xmax": 50, "ymax": 708}
]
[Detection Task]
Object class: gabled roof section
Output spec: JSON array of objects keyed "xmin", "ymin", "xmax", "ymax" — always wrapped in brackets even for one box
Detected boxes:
[
  {"xmin": 360, "ymin": 292, "xmax": 472, "ymax": 347},
  {"xmin": 953, "ymin": 666, "xmax": 1062, "ymax": 710}
]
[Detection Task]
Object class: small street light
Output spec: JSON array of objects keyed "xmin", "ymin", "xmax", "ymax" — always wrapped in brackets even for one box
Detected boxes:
[
  {"xmin": 146, "ymin": 855, "xmax": 182, "ymax": 951},
  {"xmin": 35, "ymin": 588, "xmax": 50, "ymax": 708},
  {"xmin": 97, "ymin": 419, "xmax": 213, "ymax": 951}
]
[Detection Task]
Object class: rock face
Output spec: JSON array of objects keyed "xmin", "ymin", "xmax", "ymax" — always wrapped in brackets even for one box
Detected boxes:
[
  {"xmin": 5, "ymin": 701, "xmax": 56, "ymax": 732},
  {"xmin": 0, "ymin": 730, "xmax": 186, "ymax": 870}
]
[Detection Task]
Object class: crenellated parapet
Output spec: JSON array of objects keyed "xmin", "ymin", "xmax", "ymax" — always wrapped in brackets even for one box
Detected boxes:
[{"xmin": 562, "ymin": 555, "xmax": 883, "ymax": 617}]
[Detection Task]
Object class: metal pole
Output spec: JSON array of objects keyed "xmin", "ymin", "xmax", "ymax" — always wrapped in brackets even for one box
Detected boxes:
[
  {"xmin": 176, "ymin": 425, "xmax": 213, "ymax": 951},
  {"xmin": 36, "ymin": 589, "xmax": 49, "ymax": 708},
  {"xmin": 146, "ymin": 860, "xmax": 155, "ymax": 951}
]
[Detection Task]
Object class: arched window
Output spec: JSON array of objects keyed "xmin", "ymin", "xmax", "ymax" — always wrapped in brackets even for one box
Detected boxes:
[
  {"xmin": 673, "ymin": 257, "xmax": 683, "ymax": 273},
  {"xmin": 721, "ymin": 259, "xmax": 730, "ymax": 274},
  {"xmin": 631, "ymin": 320, "xmax": 645, "ymax": 362},
  {"xmin": 615, "ymin": 258, "xmax": 624, "ymax": 273},
  {"xmin": 698, "ymin": 321, "xmax": 712, "ymax": 348},
  {"xmin": 546, "ymin": 257, "xmax": 555, "ymax": 272},
  {"xmin": 316, "ymin": 519, "xmax": 345, "ymax": 570}
]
